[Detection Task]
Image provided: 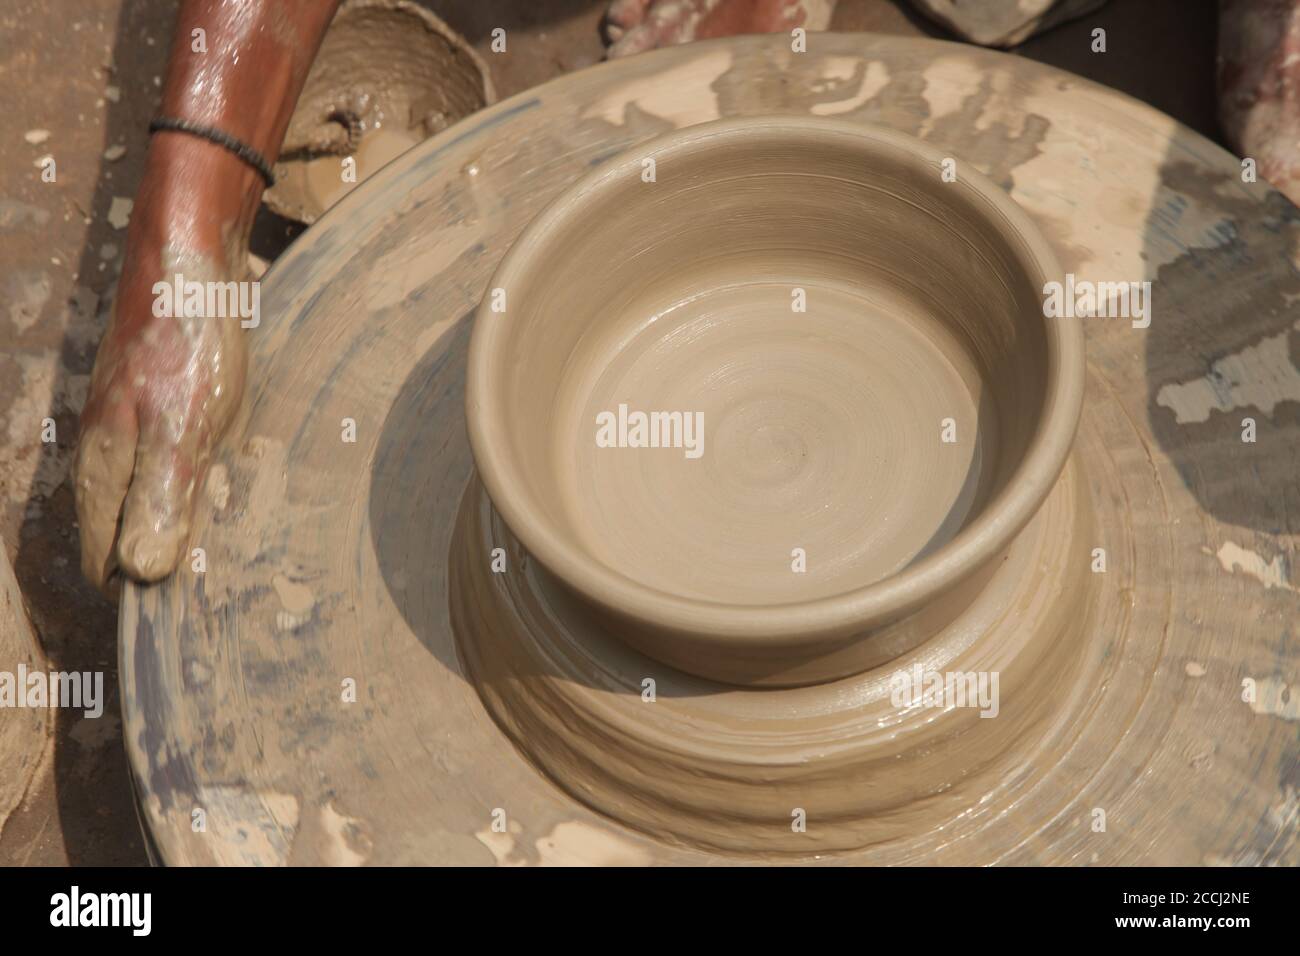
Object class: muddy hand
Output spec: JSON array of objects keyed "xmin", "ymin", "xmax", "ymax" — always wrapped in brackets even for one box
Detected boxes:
[
  {"xmin": 74, "ymin": 0, "xmax": 340, "ymax": 596},
  {"xmin": 75, "ymin": 222, "xmax": 248, "ymax": 594}
]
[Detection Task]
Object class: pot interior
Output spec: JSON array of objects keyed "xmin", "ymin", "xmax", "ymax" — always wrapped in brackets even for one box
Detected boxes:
[{"xmin": 479, "ymin": 124, "xmax": 1052, "ymax": 607}]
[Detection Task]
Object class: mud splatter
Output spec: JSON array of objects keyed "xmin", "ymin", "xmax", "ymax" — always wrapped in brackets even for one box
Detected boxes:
[
  {"xmin": 582, "ymin": 49, "xmax": 731, "ymax": 127},
  {"xmin": 1215, "ymin": 541, "xmax": 1296, "ymax": 592},
  {"xmin": 1157, "ymin": 324, "xmax": 1300, "ymax": 424},
  {"xmin": 809, "ymin": 59, "xmax": 889, "ymax": 115},
  {"xmin": 1250, "ymin": 676, "xmax": 1300, "ymax": 721}
]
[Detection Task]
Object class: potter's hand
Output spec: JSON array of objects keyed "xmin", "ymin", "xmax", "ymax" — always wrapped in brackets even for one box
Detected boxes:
[
  {"xmin": 75, "ymin": 0, "xmax": 339, "ymax": 595},
  {"xmin": 75, "ymin": 156, "xmax": 249, "ymax": 594}
]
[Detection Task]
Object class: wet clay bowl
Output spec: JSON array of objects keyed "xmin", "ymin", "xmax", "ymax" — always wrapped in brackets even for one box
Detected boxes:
[
  {"xmin": 467, "ymin": 116, "xmax": 1084, "ymax": 686},
  {"xmin": 264, "ymin": 0, "xmax": 494, "ymax": 224}
]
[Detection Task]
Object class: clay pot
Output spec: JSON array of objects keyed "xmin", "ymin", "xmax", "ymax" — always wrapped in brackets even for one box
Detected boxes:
[
  {"xmin": 263, "ymin": 0, "xmax": 494, "ymax": 225},
  {"xmin": 466, "ymin": 116, "xmax": 1084, "ymax": 686},
  {"xmin": 0, "ymin": 547, "xmax": 50, "ymax": 834}
]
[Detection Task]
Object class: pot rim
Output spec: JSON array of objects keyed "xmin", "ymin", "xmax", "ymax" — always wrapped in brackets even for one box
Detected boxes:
[{"xmin": 466, "ymin": 115, "xmax": 1084, "ymax": 646}]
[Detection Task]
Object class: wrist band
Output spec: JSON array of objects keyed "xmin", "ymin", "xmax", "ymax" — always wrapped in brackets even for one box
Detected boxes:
[{"xmin": 148, "ymin": 117, "xmax": 276, "ymax": 188}]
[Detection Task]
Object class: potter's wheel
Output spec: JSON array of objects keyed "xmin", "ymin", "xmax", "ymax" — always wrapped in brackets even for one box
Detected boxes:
[{"xmin": 121, "ymin": 34, "xmax": 1300, "ymax": 865}]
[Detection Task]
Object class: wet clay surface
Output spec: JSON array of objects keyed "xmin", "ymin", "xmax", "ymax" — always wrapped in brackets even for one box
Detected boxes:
[
  {"xmin": 122, "ymin": 35, "xmax": 1297, "ymax": 864},
  {"xmin": 286, "ymin": 126, "xmax": 424, "ymax": 217},
  {"xmin": 569, "ymin": 282, "xmax": 990, "ymax": 602}
]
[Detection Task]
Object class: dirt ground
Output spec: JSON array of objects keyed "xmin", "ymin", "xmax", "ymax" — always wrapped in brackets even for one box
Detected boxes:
[{"xmin": 0, "ymin": 0, "xmax": 1218, "ymax": 865}]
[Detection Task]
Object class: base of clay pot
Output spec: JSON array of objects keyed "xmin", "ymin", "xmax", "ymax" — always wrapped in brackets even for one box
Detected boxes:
[{"xmin": 453, "ymin": 447, "xmax": 1104, "ymax": 855}]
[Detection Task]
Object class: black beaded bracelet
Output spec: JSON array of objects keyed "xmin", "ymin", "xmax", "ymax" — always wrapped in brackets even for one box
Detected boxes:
[{"xmin": 148, "ymin": 116, "xmax": 276, "ymax": 188}]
